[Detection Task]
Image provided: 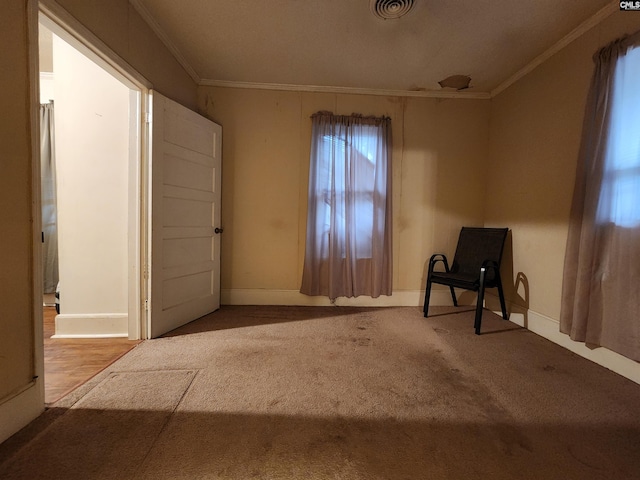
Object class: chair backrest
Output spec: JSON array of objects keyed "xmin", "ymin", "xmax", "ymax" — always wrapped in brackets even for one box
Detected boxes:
[{"xmin": 451, "ymin": 227, "xmax": 508, "ymax": 282}]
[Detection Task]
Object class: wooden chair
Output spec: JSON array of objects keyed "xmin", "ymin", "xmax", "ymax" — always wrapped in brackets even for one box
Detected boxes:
[{"xmin": 423, "ymin": 227, "xmax": 509, "ymax": 334}]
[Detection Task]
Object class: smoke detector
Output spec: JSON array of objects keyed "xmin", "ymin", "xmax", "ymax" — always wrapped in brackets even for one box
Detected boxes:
[{"xmin": 370, "ymin": 0, "xmax": 415, "ymax": 20}]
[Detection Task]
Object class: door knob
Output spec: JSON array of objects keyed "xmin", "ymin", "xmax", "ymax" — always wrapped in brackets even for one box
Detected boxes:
[{"xmin": 215, "ymin": 227, "xmax": 224, "ymax": 234}]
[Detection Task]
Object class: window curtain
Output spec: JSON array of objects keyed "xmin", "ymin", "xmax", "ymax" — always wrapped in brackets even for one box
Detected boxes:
[
  {"xmin": 40, "ymin": 102, "xmax": 59, "ymax": 294},
  {"xmin": 301, "ymin": 112, "xmax": 392, "ymax": 300},
  {"xmin": 560, "ymin": 32, "xmax": 640, "ymax": 361}
]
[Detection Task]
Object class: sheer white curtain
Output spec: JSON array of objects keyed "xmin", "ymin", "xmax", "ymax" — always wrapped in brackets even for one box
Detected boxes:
[
  {"xmin": 301, "ymin": 112, "xmax": 392, "ymax": 300},
  {"xmin": 40, "ymin": 102, "xmax": 59, "ymax": 294},
  {"xmin": 595, "ymin": 45, "xmax": 640, "ymax": 228},
  {"xmin": 560, "ymin": 32, "xmax": 640, "ymax": 361}
]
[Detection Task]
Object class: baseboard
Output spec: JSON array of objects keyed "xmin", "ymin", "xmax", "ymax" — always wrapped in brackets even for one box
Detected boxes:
[
  {"xmin": 53, "ymin": 313, "xmax": 128, "ymax": 338},
  {"xmin": 495, "ymin": 307, "xmax": 640, "ymax": 385},
  {"xmin": 221, "ymin": 288, "xmax": 461, "ymax": 307},
  {"xmin": 0, "ymin": 381, "xmax": 44, "ymax": 444}
]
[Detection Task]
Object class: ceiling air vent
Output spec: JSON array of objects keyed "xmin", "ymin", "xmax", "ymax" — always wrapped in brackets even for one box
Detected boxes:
[{"xmin": 370, "ymin": 0, "xmax": 415, "ymax": 20}]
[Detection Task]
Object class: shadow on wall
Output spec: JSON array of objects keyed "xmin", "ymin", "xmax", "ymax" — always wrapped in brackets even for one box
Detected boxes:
[{"xmin": 487, "ymin": 230, "xmax": 530, "ymax": 326}]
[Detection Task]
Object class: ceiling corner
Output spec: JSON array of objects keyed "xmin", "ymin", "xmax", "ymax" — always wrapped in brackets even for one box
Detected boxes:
[
  {"xmin": 129, "ymin": 0, "xmax": 201, "ymax": 85},
  {"xmin": 490, "ymin": 2, "xmax": 618, "ymax": 98}
]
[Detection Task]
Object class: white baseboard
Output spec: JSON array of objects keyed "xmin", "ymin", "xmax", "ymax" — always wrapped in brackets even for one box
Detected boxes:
[
  {"xmin": 497, "ymin": 308, "xmax": 640, "ymax": 385},
  {"xmin": 221, "ymin": 288, "xmax": 459, "ymax": 307},
  {"xmin": 0, "ymin": 381, "xmax": 44, "ymax": 444},
  {"xmin": 53, "ymin": 313, "xmax": 128, "ymax": 338}
]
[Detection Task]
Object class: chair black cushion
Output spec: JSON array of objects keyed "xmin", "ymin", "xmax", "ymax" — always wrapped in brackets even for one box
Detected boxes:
[{"xmin": 429, "ymin": 271, "xmax": 480, "ymax": 290}]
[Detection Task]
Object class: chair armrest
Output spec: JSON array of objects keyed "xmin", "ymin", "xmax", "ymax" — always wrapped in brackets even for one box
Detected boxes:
[{"xmin": 429, "ymin": 254, "xmax": 450, "ymax": 273}]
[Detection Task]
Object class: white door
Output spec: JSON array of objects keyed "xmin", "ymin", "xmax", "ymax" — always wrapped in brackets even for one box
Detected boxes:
[{"xmin": 149, "ymin": 91, "xmax": 222, "ymax": 338}]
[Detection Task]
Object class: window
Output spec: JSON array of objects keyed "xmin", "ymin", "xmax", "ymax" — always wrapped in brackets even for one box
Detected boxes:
[
  {"xmin": 300, "ymin": 112, "xmax": 392, "ymax": 300},
  {"xmin": 596, "ymin": 44, "xmax": 640, "ymax": 228},
  {"xmin": 561, "ymin": 33, "xmax": 640, "ymax": 362},
  {"xmin": 317, "ymin": 130, "xmax": 378, "ymax": 258}
]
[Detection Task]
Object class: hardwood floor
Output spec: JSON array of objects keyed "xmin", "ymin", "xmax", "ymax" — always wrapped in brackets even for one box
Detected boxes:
[{"xmin": 43, "ymin": 307, "xmax": 140, "ymax": 404}]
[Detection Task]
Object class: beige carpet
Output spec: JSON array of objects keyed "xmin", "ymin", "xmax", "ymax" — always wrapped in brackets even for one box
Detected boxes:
[{"xmin": 1, "ymin": 305, "xmax": 639, "ymax": 479}]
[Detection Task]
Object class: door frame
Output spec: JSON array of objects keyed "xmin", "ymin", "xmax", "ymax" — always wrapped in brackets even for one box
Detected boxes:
[
  {"xmin": 38, "ymin": 0, "xmax": 153, "ymax": 340},
  {"xmin": 5, "ymin": 0, "xmax": 155, "ymax": 442}
]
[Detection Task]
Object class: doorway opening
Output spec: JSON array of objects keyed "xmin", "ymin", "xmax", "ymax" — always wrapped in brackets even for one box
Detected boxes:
[{"xmin": 38, "ymin": 13, "xmax": 145, "ymax": 402}]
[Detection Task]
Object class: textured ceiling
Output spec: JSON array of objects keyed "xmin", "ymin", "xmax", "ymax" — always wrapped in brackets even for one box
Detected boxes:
[{"xmin": 133, "ymin": 0, "xmax": 614, "ymax": 95}]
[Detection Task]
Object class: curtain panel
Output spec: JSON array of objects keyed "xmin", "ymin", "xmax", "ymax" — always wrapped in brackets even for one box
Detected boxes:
[
  {"xmin": 301, "ymin": 112, "xmax": 392, "ymax": 301},
  {"xmin": 560, "ymin": 32, "xmax": 640, "ymax": 361},
  {"xmin": 40, "ymin": 102, "xmax": 59, "ymax": 294}
]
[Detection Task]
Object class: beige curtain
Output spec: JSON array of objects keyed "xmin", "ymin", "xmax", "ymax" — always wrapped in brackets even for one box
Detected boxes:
[
  {"xmin": 301, "ymin": 112, "xmax": 392, "ymax": 300},
  {"xmin": 40, "ymin": 102, "xmax": 59, "ymax": 294},
  {"xmin": 560, "ymin": 32, "xmax": 640, "ymax": 361}
]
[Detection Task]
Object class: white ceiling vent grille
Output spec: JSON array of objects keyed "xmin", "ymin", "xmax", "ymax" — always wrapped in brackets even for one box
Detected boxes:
[{"xmin": 370, "ymin": 0, "xmax": 415, "ymax": 20}]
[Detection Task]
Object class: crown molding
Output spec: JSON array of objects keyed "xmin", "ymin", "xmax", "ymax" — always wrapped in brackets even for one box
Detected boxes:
[
  {"xmin": 129, "ymin": 0, "xmax": 201, "ymax": 85},
  {"xmin": 199, "ymin": 79, "xmax": 492, "ymax": 99},
  {"xmin": 491, "ymin": 2, "xmax": 618, "ymax": 97}
]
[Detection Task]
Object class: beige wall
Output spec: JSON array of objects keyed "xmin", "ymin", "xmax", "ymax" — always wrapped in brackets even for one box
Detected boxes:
[
  {"xmin": 0, "ymin": 0, "xmax": 45, "ymax": 444},
  {"xmin": 0, "ymin": 0, "xmax": 38, "ymax": 412},
  {"xmin": 53, "ymin": 34, "xmax": 129, "ymax": 326},
  {"xmin": 198, "ymin": 87, "xmax": 490, "ymax": 303},
  {"xmin": 486, "ymin": 12, "xmax": 640, "ymax": 321}
]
